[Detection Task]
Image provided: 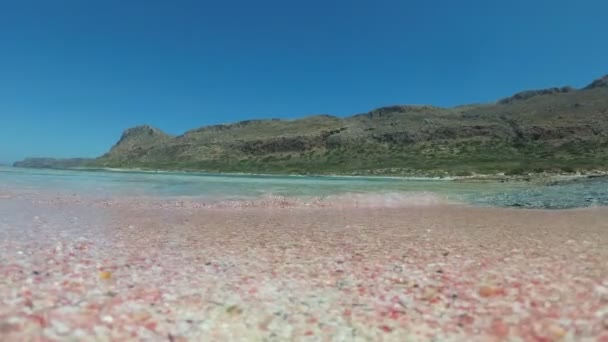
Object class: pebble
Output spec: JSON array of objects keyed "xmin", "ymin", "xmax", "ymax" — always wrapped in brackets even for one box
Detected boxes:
[
  {"xmin": 99, "ymin": 271, "xmax": 112, "ymax": 280},
  {"xmin": 549, "ymin": 324, "xmax": 567, "ymax": 339},
  {"xmin": 479, "ymin": 285, "xmax": 506, "ymax": 298},
  {"xmin": 596, "ymin": 285, "xmax": 608, "ymax": 302},
  {"xmin": 51, "ymin": 320, "xmax": 70, "ymax": 334},
  {"xmin": 101, "ymin": 315, "xmax": 114, "ymax": 324}
]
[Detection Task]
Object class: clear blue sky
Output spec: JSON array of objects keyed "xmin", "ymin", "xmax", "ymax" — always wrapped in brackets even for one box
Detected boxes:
[{"xmin": 1, "ymin": 0, "xmax": 606, "ymax": 163}]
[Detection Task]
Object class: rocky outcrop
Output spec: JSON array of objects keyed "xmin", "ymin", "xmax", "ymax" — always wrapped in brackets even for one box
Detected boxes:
[
  {"xmin": 584, "ymin": 75, "xmax": 608, "ymax": 89},
  {"xmin": 233, "ymin": 135, "xmax": 327, "ymax": 154},
  {"xmin": 522, "ymin": 125, "xmax": 603, "ymax": 141},
  {"xmin": 498, "ymin": 87, "xmax": 575, "ymax": 104},
  {"xmin": 101, "ymin": 125, "xmax": 172, "ymax": 160},
  {"xmin": 113, "ymin": 125, "xmax": 170, "ymax": 147}
]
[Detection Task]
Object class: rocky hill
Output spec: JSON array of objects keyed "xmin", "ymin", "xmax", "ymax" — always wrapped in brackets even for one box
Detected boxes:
[{"xmin": 17, "ymin": 74, "xmax": 608, "ymax": 176}]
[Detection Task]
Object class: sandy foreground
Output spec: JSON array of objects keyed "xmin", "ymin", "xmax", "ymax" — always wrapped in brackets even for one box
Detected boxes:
[{"xmin": 1, "ymin": 191, "xmax": 608, "ymax": 341}]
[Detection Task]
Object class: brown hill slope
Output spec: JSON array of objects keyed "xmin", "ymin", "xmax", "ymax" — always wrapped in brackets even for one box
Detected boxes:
[{"xmin": 42, "ymin": 75, "xmax": 608, "ymax": 175}]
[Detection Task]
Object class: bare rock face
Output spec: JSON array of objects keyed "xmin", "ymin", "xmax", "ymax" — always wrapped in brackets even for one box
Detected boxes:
[
  {"xmin": 584, "ymin": 75, "xmax": 608, "ymax": 90},
  {"xmin": 114, "ymin": 125, "xmax": 170, "ymax": 146},
  {"xmin": 498, "ymin": 87, "xmax": 576, "ymax": 104},
  {"xmin": 100, "ymin": 125, "xmax": 173, "ymax": 161}
]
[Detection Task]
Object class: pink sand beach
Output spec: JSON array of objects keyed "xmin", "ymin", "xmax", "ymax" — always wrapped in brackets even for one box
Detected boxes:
[{"xmin": 1, "ymin": 191, "xmax": 608, "ymax": 341}]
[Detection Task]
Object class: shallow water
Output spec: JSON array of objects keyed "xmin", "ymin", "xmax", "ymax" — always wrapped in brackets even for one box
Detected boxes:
[
  {"xmin": 472, "ymin": 177, "xmax": 608, "ymax": 209},
  {"xmin": 1, "ymin": 166, "xmax": 607, "ymax": 208},
  {"xmin": 0, "ymin": 167, "xmax": 515, "ymax": 202}
]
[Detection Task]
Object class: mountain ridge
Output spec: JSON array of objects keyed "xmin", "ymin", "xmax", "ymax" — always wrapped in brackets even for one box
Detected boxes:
[{"xmin": 14, "ymin": 74, "xmax": 608, "ymax": 176}]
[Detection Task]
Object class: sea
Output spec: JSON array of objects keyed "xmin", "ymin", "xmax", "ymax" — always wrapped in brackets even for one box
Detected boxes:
[{"xmin": 1, "ymin": 166, "xmax": 607, "ymax": 209}]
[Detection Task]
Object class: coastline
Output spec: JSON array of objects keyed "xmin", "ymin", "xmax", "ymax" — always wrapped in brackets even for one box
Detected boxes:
[
  {"xmin": 9, "ymin": 164, "xmax": 608, "ymax": 183},
  {"xmin": 5, "ymin": 166, "xmax": 608, "ymax": 210}
]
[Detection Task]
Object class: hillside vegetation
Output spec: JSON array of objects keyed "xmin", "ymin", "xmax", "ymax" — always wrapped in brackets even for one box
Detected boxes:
[
  {"xmin": 18, "ymin": 75, "xmax": 608, "ymax": 176},
  {"xmin": 13, "ymin": 158, "xmax": 94, "ymax": 169}
]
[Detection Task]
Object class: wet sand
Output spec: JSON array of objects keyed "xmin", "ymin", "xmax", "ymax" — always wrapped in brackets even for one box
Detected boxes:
[{"xmin": 1, "ymin": 192, "xmax": 608, "ymax": 341}]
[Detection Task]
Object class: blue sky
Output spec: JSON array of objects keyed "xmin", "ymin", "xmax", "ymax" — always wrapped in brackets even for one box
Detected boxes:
[{"xmin": 1, "ymin": 0, "xmax": 606, "ymax": 163}]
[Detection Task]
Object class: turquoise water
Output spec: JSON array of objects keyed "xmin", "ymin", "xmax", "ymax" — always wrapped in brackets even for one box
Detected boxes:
[{"xmin": 1, "ymin": 166, "xmax": 607, "ymax": 208}]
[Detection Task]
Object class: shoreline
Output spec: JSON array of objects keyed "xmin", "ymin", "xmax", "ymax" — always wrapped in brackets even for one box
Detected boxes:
[
  {"xmin": 4, "ymin": 167, "xmax": 608, "ymax": 210},
  {"xmin": 0, "ymin": 187, "xmax": 602, "ymax": 212},
  {"xmin": 7, "ymin": 164, "xmax": 608, "ymax": 183},
  {"xmin": 0, "ymin": 188, "xmax": 459, "ymax": 210}
]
